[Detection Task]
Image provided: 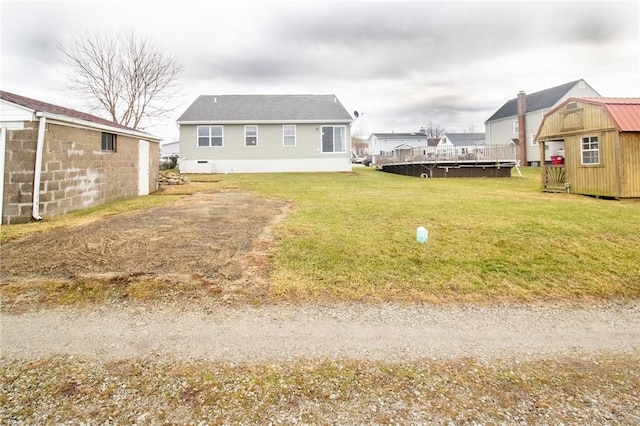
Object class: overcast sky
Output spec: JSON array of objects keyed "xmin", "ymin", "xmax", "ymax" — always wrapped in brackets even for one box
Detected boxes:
[{"xmin": 1, "ymin": 0, "xmax": 639, "ymax": 142}]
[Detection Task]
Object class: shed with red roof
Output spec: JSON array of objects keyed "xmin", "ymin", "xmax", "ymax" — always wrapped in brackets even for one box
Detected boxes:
[{"xmin": 536, "ymin": 97, "xmax": 640, "ymax": 199}]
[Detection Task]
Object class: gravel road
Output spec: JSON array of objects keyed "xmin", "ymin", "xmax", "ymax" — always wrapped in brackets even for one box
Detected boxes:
[{"xmin": 3, "ymin": 301, "xmax": 639, "ymax": 362}]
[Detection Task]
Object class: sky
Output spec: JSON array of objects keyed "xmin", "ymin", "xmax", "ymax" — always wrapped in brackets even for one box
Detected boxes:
[{"xmin": 1, "ymin": 0, "xmax": 639, "ymax": 143}]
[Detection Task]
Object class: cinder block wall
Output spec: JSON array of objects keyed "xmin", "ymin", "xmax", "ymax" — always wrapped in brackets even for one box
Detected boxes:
[
  {"xmin": 2, "ymin": 122, "xmax": 39, "ymax": 223},
  {"xmin": 2, "ymin": 121, "xmax": 159, "ymax": 224}
]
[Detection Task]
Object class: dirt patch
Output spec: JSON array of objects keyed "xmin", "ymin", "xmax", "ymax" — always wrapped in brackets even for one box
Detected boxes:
[{"xmin": 1, "ymin": 190, "xmax": 290, "ymax": 308}]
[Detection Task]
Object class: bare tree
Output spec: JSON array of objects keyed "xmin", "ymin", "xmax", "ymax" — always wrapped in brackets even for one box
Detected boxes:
[
  {"xmin": 421, "ymin": 121, "xmax": 445, "ymax": 139},
  {"xmin": 59, "ymin": 31, "xmax": 182, "ymax": 130},
  {"xmin": 351, "ymin": 130, "xmax": 368, "ymax": 154}
]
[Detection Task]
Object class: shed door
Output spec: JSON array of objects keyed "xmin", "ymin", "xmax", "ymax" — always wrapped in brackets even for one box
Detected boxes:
[{"xmin": 138, "ymin": 139, "xmax": 150, "ymax": 195}]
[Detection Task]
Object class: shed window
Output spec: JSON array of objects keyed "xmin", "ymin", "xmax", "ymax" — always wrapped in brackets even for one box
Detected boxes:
[
  {"xmin": 245, "ymin": 125, "xmax": 258, "ymax": 147},
  {"xmin": 101, "ymin": 132, "xmax": 116, "ymax": 151},
  {"xmin": 581, "ymin": 136, "xmax": 599, "ymax": 165},
  {"xmin": 321, "ymin": 126, "xmax": 346, "ymax": 153},
  {"xmin": 283, "ymin": 125, "xmax": 296, "ymax": 146},
  {"xmin": 198, "ymin": 126, "xmax": 223, "ymax": 147}
]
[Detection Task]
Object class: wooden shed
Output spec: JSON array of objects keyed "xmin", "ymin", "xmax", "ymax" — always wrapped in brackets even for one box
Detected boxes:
[{"xmin": 536, "ymin": 97, "xmax": 640, "ymax": 199}]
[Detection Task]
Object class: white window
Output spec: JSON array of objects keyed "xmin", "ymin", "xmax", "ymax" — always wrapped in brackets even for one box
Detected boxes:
[
  {"xmin": 530, "ymin": 133, "xmax": 537, "ymax": 146},
  {"xmin": 198, "ymin": 126, "xmax": 223, "ymax": 147},
  {"xmin": 581, "ymin": 136, "xmax": 599, "ymax": 165},
  {"xmin": 321, "ymin": 126, "xmax": 346, "ymax": 153},
  {"xmin": 245, "ymin": 125, "xmax": 258, "ymax": 147},
  {"xmin": 283, "ymin": 125, "xmax": 296, "ymax": 146},
  {"xmin": 513, "ymin": 120, "xmax": 519, "ymax": 135}
]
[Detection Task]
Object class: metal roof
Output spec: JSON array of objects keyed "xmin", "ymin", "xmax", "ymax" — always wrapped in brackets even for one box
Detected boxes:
[
  {"xmin": 176, "ymin": 94, "xmax": 353, "ymax": 123},
  {"xmin": 576, "ymin": 98, "xmax": 640, "ymax": 131},
  {"xmin": 485, "ymin": 80, "xmax": 590, "ymax": 122},
  {"xmin": 537, "ymin": 97, "xmax": 640, "ymax": 140}
]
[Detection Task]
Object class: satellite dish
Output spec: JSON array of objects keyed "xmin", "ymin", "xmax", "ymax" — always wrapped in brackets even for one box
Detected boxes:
[{"xmin": 353, "ymin": 111, "xmax": 359, "ymax": 118}]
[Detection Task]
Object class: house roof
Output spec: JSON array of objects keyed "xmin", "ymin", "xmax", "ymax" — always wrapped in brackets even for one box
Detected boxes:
[
  {"xmin": 545, "ymin": 97, "xmax": 640, "ymax": 133},
  {"xmin": 177, "ymin": 94, "xmax": 353, "ymax": 123},
  {"xmin": 2, "ymin": 90, "xmax": 129, "ymax": 131},
  {"xmin": 485, "ymin": 80, "xmax": 595, "ymax": 123},
  {"xmin": 442, "ymin": 132, "xmax": 486, "ymax": 146},
  {"xmin": 370, "ymin": 132, "xmax": 428, "ymax": 140},
  {"xmin": 0, "ymin": 90, "xmax": 160, "ymax": 140}
]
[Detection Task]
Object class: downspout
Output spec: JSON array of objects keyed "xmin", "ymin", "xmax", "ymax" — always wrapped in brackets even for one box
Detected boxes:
[
  {"xmin": 0, "ymin": 127, "xmax": 6, "ymax": 225},
  {"xmin": 32, "ymin": 112, "xmax": 46, "ymax": 220}
]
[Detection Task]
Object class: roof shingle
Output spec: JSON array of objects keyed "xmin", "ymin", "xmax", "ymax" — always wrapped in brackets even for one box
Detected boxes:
[
  {"xmin": 177, "ymin": 94, "xmax": 353, "ymax": 122},
  {"xmin": 485, "ymin": 80, "xmax": 586, "ymax": 122},
  {"xmin": 0, "ymin": 90, "xmax": 134, "ymax": 131}
]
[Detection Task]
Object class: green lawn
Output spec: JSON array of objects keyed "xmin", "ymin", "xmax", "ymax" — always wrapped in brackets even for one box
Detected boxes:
[
  {"xmin": 201, "ymin": 167, "xmax": 640, "ymax": 303},
  {"xmin": 3, "ymin": 167, "xmax": 639, "ymax": 304}
]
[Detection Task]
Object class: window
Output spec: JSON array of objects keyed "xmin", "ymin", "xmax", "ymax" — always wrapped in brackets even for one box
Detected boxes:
[
  {"xmin": 101, "ymin": 132, "xmax": 116, "ymax": 151},
  {"xmin": 198, "ymin": 126, "xmax": 223, "ymax": 147},
  {"xmin": 530, "ymin": 133, "xmax": 537, "ymax": 146},
  {"xmin": 513, "ymin": 120, "xmax": 519, "ymax": 135},
  {"xmin": 245, "ymin": 125, "xmax": 258, "ymax": 147},
  {"xmin": 581, "ymin": 136, "xmax": 599, "ymax": 165},
  {"xmin": 321, "ymin": 126, "xmax": 346, "ymax": 153},
  {"xmin": 283, "ymin": 125, "xmax": 296, "ymax": 146}
]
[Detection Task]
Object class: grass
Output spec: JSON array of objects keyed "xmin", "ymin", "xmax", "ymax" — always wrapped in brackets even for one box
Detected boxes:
[
  {"xmin": 0, "ymin": 192, "xmax": 185, "ymax": 242},
  {"xmin": 192, "ymin": 167, "xmax": 640, "ymax": 303},
  {"xmin": 2, "ymin": 167, "xmax": 639, "ymax": 304},
  {"xmin": 2, "ymin": 354, "xmax": 639, "ymax": 423}
]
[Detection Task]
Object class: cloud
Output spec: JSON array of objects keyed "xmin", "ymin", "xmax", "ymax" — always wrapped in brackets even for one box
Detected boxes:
[{"xmin": 1, "ymin": 0, "xmax": 638, "ymax": 139}]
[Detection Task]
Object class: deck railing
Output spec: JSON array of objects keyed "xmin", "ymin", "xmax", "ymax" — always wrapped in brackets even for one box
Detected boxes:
[{"xmin": 375, "ymin": 145, "xmax": 517, "ymax": 165}]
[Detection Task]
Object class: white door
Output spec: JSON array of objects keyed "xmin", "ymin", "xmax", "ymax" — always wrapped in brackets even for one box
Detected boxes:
[{"xmin": 138, "ymin": 139, "xmax": 150, "ymax": 195}]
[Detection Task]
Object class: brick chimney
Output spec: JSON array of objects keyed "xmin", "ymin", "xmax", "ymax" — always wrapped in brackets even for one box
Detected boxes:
[{"xmin": 517, "ymin": 91, "xmax": 527, "ymax": 164}]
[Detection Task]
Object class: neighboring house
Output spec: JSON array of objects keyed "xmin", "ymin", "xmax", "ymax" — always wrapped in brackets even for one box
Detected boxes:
[
  {"xmin": 160, "ymin": 141, "xmax": 180, "ymax": 159},
  {"xmin": 536, "ymin": 97, "xmax": 640, "ymax": 199},
  {"xmin": 0, "ymin": 91, "xmax": 161, "ymax": 224},
  {"xmin": 176, "ymin": 94, "xmax": 353, "ymax": 173},
  {"xmin": 485, "ymin": 79, "xmax": 600, "ymax": 166},
  {"xmin": 438, "ymin": 132, "xmax": 486, "ymax": 156},
  {"xmin": 367, "ymin": 129, "xmax": 431, "ymax": 156}
]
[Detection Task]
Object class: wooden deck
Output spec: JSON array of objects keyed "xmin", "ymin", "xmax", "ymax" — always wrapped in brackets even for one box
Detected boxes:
[{"xmin": 374, "ymin": 145, "xmax": 518, "ymax": 178}]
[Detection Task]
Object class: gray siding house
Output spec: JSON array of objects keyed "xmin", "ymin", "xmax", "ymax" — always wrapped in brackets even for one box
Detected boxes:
[
  {"xmin": 176, "ymin": 94, "xmax": 353, "ymax": 173},
  {"xmin": 485, "ymin": 79, "xmax": 600, "ymax": 165},
  {"xmin": 1, "ymin": 91, "xmax": 160, "ymax": 224}
]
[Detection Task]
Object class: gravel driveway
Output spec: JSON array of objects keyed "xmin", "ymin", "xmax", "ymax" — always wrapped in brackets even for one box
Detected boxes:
[{"xmin": 3, "ymin": 301, "xmax": 639, "ymax": 362}]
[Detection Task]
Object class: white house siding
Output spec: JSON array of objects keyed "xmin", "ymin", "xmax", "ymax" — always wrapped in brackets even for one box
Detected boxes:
[
  {"xmin": 160, "ymin": 141, "xmax": 180, "ymax": 158},
  {"xmin": 485, "ymin": 82, "xmax": 600, "ymax": 165},
  {"xmin": 0, "ymin": 101, "xmax": 33, "ymax": 128},
  {"xmin": 179, "ymin": 122, "xmax": 352, "ymax": 173},
  {"xmin": 368, "ymin": 135, "xmax": 429, "ymax": 156}
]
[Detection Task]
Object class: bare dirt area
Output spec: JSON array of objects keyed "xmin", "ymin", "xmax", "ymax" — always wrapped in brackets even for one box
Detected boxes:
[
  {"xmin": 1, "ymin": 189, "xmax": 290, "ymax": 308},
  {"xmin": 2, "ymin": 188, "xmax": 639, "ymax": 425}
]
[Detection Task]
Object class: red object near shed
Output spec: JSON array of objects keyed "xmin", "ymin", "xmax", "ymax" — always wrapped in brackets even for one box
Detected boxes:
[{"xmin": 551, "ymin": 156, "xmax": 564, "ymax": 165}]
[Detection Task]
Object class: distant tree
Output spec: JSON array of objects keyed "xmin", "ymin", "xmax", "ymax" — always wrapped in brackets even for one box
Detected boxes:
[
  {"xmin": 59, "ymin": 31, "xmax": 182, "ymax": 130},
  {"xmin": 351, "ymin": 131, "xmax": 368, "ymax": 154},
  {"xmin": 422, "ymin": 121, "xmax": 445, "ymax": 139}
]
